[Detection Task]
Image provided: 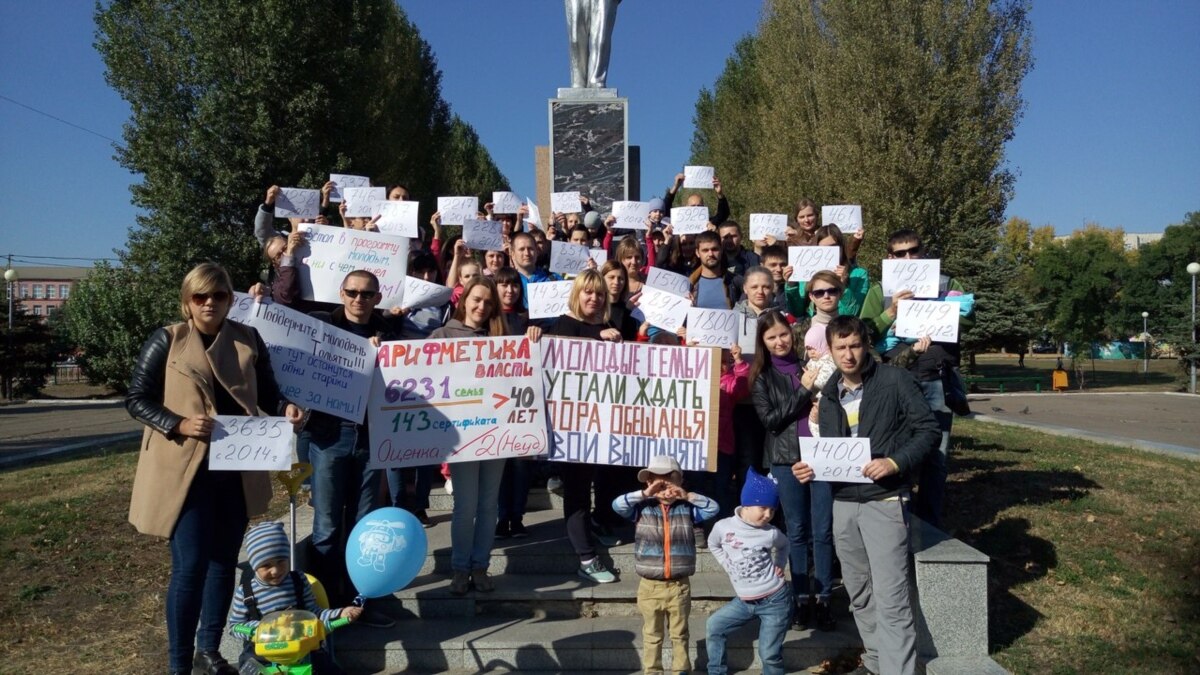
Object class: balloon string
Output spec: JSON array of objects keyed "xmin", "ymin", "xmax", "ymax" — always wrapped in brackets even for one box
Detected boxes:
[{"xmin": 353, "ymin": 594, "xmax": 366, "ymax": 608}]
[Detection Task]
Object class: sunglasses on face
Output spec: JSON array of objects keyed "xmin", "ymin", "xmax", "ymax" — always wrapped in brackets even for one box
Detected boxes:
[
  {"xmin": 809, "ymin": 287, "xmax": 841, "ymax": 299},
  {"xmin": 190, "ymin": 291, "xmax": 230, "ymax": 304},
  {"xmin": 890, "ymin": 246, "xmax": 920, "ymax": 258},
  {"xmin": 342, "ymin": 289, "xmax": 378, "ymax": 300}
]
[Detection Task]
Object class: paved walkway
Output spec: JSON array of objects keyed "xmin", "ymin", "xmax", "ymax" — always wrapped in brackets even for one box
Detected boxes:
[
  {"xmin": 0, "ymin": 399, "xmax": 140, "ymax": 468},
  {"xmin": 968, "ymin": 391, "xmax": 1200, "ymax": 458}
]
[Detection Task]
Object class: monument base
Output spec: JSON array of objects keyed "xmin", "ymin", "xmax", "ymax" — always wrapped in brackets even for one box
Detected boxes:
[
  {"xmin": 549, "ymin": 94, "xmax": 628, "ymax": 214},
  {"xmin": 556, "ymin": 87, "xmax": 619, "ymax": 100}
]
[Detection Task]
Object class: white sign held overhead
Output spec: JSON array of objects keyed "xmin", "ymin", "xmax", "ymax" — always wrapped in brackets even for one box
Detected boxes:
[
  {"xmin": 788, "ymin": 246, "xmax": 842, "ymax": 282},
  {"xmin": 374, "ymin": 201, "xmax": 419, "ymax": 238},
  {"xmin": 274, "ymin": 188, "xmax": 320, "ymax": 219},
  {"xmin": 342, "ymin": 187, "xmax": 386, "ymax": 218},
  {"xmin": 670, "ymin": 206, "xmax": 710, "ymax": 235},
  {"xmin": 492, "ymin": 191, "xmax": 522, "ymax": 214},
  {"xmin": 462, "ymin": 218, "xmax": 505, "ymax": 252},
  {"xmin": 328, "ymin": 174, "xmax": 369, "ymax": 203},
  {"xmin": 527, "ymin": 280, "xmax": 574, "ymax": 320},
  {"xmin": 551, "ymin": 191, "xmax": 583, "ymax": 213},
  {"xmin": 683, "ymin": 165, "xmax": 715, "ymax": 189},
  {"xmin": 295, "ymin": 224, "xmax": 408, "ymax": 309},
  {"xmin": 894, "ymin": 300, "xmax": 960, "ymax": 343},
  {"xmin": 437, "ymin": 196, "xmax": 479, "ymax": 225},
  {"xmin": 524, "ymin": 198, "xmax": 542, "ymax": 229},
  {"xmin": 749, "ymin": 214, "xmax": 789, "ymax": 242},
  {"xmin": 611, "ymin": 201, "xmax": 650, "ymax": 230},
  {"xmin": 821, "ymin": 205, "xmax": 863, "ymax": 234},
  {"xmin": 644, "ymin": 267, "xmax": 692, "ymax": 298},
  {"xmin": 402, "ymin": 277, "xmax": 453, "ymax": 311},
  {"xmin": 881, "ymin": 259, "xmax": 941, "ymax": 298}
]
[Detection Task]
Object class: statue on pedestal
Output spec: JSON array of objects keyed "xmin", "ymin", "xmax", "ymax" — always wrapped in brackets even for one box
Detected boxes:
[{"xmin": 564, "ymin": 0, "xmax": 619, "ymax": 88}]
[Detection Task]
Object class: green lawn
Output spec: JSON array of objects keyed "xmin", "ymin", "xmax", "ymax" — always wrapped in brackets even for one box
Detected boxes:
[{"xmin": 967, "ymin": 353, "xmax": 1186, "ymax": 393}]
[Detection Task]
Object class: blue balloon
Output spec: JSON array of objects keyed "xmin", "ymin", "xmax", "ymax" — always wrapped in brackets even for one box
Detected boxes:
[{"xmin": 345, "ymin": 507, "xmax": 428, "ymax": 598}]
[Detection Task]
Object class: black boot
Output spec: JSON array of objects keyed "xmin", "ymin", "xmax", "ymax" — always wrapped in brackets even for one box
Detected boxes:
[
  {"xmin": 815, "ymin": 599, "xmax": 836, "ymax": 631},
  {"xmin": 792, "ymin": 596, "xmax": 813, "ymax": 630},
  {"xmin": 194, "ymin": 650, "xmax": 238, "ymax": 675}
]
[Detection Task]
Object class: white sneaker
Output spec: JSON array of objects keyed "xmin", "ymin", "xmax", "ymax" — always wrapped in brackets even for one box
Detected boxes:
[{"xmin": 444, "ymin": 478, "xmax": 453, "ymax": 495}]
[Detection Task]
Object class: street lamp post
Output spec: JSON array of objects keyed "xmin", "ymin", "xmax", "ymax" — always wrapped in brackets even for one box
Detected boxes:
[
  {"xmin": 1141, "ymin": 311, "xmax": 1149, "ymax": 374},
  {"xmin": 1188, "ymin": 262, "xmax": 1200, "ymax": 394},
  {"xmin": 3, "ymin": 267, "xmax": 17, "ymax": 400}
]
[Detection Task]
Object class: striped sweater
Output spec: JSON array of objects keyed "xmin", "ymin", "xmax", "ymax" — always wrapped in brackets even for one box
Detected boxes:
[
  {"xmin": 613, "ymin": 490, "xmax": 719, "ymax": 580},
  {"xmin": 227, "ymin": 572, "xmax": 340, "ymax": 634}
]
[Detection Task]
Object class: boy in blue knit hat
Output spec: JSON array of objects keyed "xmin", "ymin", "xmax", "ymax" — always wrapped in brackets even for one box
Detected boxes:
[
  {"xmin": 228, "ymin": 521, "xmax": 361, "ymax": 675},
  {"xmin": 705, "ymin": 470, "xmax": 790, "ymax": 675},
  {"xmin": 613, "ymin": 454, "xmax": 719, "ymax": 675}
]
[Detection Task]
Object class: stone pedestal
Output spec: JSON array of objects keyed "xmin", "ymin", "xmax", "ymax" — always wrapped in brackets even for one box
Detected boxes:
[{"xmin": 548, "ymin": 89, "xmax": 629, "ymax": 213}]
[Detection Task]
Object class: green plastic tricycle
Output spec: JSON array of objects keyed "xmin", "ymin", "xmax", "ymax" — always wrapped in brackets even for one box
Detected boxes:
[{"xmin": 230, "ymin": 609, "xmax": 349, "ymax": 674}]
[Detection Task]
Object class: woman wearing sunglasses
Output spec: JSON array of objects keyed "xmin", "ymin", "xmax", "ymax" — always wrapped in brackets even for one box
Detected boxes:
[
  {"xmin": 126, "ymin": 262, "xmax": 302, "ymax": 675},
  {"xmin": 785, "ymin": 224, "xmax": 870, "ymax": 319}
]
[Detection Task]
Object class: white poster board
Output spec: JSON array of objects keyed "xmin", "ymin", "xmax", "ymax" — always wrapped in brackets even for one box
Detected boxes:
[
  {"xmin": 683, "ymin": 165, "xmax": 715, "ymax": 189},
  {"xmin": 551, "ymin": 191, "xmax": 582, "ymax": 213},
  {"xmin": 749, "ymin": 214, "xmax": 789, "ymax": 242},
  {"xmin": 738, "ymin": 315, "xmax": 758, "ymax": 356},
  {"xmin": 799, "ymin": 437, "xmax": 873, "ymax": 483},
  {"xmin": 402, "ymin": 277, "xmax": 453, "ymax": 311},
  {"xmin": 638, "ymin": 286, "xmax": 691, "ymax": 333},
  {"xmin": 295, "ymin": 224, "xmax": 408, "ymax": 309},
  {"xmin": 274, "ymin": 188, "xmax": 320, "ymax": 219},
  {"xmin": 342, "ymin": 187, "xmax": 386, "ymax": 218},
  {"xmin": 881, "ymin": 259, "xmax": 941, "ymax": 298},
  {"xmin": 541, "ymin": 338, "xmax": 719, "ymax": 471},
  {"xmin": 368, "ymin": 337, "xmax": 547, "ymax": 468},
  {"xmin": 686, "ymin": 308, "xmax": 738, "ymax": 348},
  {"xmin": 589, "ymin": 248, "xmax": 608, "ymax": 267},
  {"xmin": 492, "ymin": 191, "xmax": 522, "ymax": 214},
  {"xmin": 227, "ymin": 293, "xmax": 376, "ymax": 423},
  {"xmin": 670, "ymin": 206, "xmax": 710, "ymax": 235},
  {"xmin": 894, "ymin": 300, "xmax": 960, "ymax": 343},
  {"xmin": 208, "ymin": 416, "xmax": 294, "ymax": 471},
  {"xmin": 437, "ymin": 196, "xmax": 479, "ymax": 225},
  {"xmin": 527, "ymin": 280, "xmax": 574, "ymax": 320},
  {"xmin": 550, "ymin": 241, "xmax": 593, "ymax": 275},
  {"xmin": 645, "ymin": 267, "xmax": 692, "ymax": 298},
  {"xmin": 524, "ymin": 198, "xmax": 542, "ymax": 229},
  {"xmin": 462, "ymin": 218, "xmax": 504, "ymax": 251},
  {"xmin": 821, "ymin": 205, "xmax": 863, "ymax": 234},
  {"xmin": 788, "ymin": 246, "xmax": 842, "ymax": 282},
  {"xmin": 375, "ymin": 201, "xmax": 419, "ymax": 238},
  {"xmin": 328, "ymin": 174, "xmax": 369, "ymax": 203},
  {"xmin": 612, "ymin": 201, "xmax": 650, "ymax": 230}
]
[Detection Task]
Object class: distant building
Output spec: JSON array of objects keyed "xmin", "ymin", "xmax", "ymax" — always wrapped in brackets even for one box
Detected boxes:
[
  {"xmin": 1052, "ymin": 231, "xmax": 1163, "ymax": 251},
  {"xmin": 2, "ymin": 266, "xmax": 91, "ymax": 321}
]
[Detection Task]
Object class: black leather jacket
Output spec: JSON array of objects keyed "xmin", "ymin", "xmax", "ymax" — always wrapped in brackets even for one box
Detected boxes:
[{"xmin": 751, "ymin": 364, "xmax": 817, "ymax": 467}]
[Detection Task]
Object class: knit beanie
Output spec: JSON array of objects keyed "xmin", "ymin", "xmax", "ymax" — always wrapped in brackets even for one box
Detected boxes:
[
  {"xmin": 741, "ymin": 470, "xmax": 779, "ymax": 508},
  {"xmin": 246, "ymin": 521, "xmax": 290, "ymax": 570},
  {"xmin": 804, "ymin": 322, "xmax": 829, "ymax": 356},
  {"xmin": 647, "ymin": 197, "xmax": 666, "ymax": 213},
  {"xmin": 584, "ymin": 210, "xmax": 602, "ymax": 228}
]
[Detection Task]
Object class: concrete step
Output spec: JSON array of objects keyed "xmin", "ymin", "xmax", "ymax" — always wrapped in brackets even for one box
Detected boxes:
[{"xmin": 428, "ymin": 485, "xmax": 563, "ymax": 512}]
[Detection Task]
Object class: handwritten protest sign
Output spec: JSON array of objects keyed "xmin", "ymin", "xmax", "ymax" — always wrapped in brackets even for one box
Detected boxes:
[
  {"xmin": 894, "ymin": 300, "xmax": 960, "ymax": 342},
  {"xmin": 295, "ymin": 224, "xmax": 408, "ymax": 309},
  {"xmin": 799, "ymin": 437, "xmax": 873, "ymax": 483},
  {"xmin": 638, "ymin": 286, "xmax": 691, "ymax": 333},
  {"xmin": 683, "ymin": 165, "xmax": 715, "ymax": 189},
  {"xmin": 589, "ymin": 248, "xmax": 608, "ymax": 267},
  {"xmin": 208, "ymin": 416, "xmax": 293, "ymax": 471},
  {"xmin": 645, "ymin": 267, "xmax": 691, "ymax": 298},
  {"xmin": 686, "ymin": 308, "xmax": 738, "ymax": 348},
  {"xmin": 275, "ymin": 188, "xmax": 320, "ymax": 219},
  {"xmin": 343, "ymin": 187, "xmax": 385, "ymax": 218},
  {"xmin": 368, "ymin": 337, "xmax": 547, "ymax": 469},
  {"xmin": 551, "ymin": 191, "xmax": 582, "ymax": 213},
  {"xmin": 463, "ymin": 218, "xmax": 504, "ymax": 251},
  {"xmin": 528, "ymin": 280, "xmax": 574, "ymax": 320},
  {"xmin": 738, "ymin": 315, "xmax": 758, "ymax": 355},
  {"xmin": 328, "ymin": 174, "xmax": 369, "ymax": 203},
  {"xmin": 437, "ymin": 196, "xmax": 479, "ymax": 225},
  {"xmin": 882, "ymin": 258, "xmax": 940, "ymax": 298},
  {"xmin": 788, "ymin": 246, "xmax": 842, "ymax": 282},
  {"xmin": 670, "ymin": 206, "xmax": 710, "ymax": 235},
  {"xmin": 550, "ymin": 241, "xmax": 593, "ymax": 275},
  {"xmin": 524, "ymin": 198, "xmax": 542, "ymax": 229},
  {"xmin": 749, "ymin": 214, "xmax": 789, "ymax": 242},
  {"xmin": 375, "ymin": 201, "xmax": 419, "ymax": 238},
  {"xmin": 611, "ymin": 201, "xmax": 650, "ymax": 230},
  {"xmin": 821, "ymin": 205, "xmax": 863, "ymax": 234},
  {"xmin": 541, "ymin": 338, "xmax": 719, "ymax": 471},
  {"xmin": 228, "ymin": 293, "xmax": 375, "ymax": 423},
  {"xmin": 492, "ymin": 191, "xmax": 522, "ymax": 214},
  {"xmin": 402, "ymin": 277, "xmax": 453, "ymax": 311}
]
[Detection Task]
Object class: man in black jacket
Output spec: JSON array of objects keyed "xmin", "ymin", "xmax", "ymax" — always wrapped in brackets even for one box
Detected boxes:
[{"xmin": 793, "ymin": 315, "xmax": 939, "ymax": 675}]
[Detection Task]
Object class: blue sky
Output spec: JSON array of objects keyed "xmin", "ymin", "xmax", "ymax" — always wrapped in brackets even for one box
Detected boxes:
[{"xmin": 1, "ymin": 0, "xmax": 1197, "ymax": 265}]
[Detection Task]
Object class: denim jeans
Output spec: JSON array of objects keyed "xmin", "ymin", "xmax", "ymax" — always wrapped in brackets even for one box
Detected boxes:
[
  {"xmin": 705, "ymin": 582, "xmax": 791, "ymax": 675},
  {"xmin": 387, "ymin": 465, "xmax": 435, "ymax": 512},
  {"xmin": 770, "ymin": 464, "xmax": 833, "ymax": 601},
  {"xmin": 714, "ymin": 453, "xmax": 737, "ymax": 519},
  {"xmin": 301, "ymin": 423, "xmax": 381, "ymax": 602},
  {"xmin": 497, "ymin": 458, "xmax": 532, "ymax": 523},
  {"xmin": 167, "ymin": 464, "xmax": 248, "ymax": 672},
  {"xmin": 449, "ymin": 459, "xmax": 505, "ymax": 570},
  {"xmin": 913, "ymin": 379, "xmax": 953, "ymax": 528}
]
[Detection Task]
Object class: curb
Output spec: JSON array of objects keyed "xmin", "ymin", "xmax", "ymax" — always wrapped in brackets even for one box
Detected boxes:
[
  {"xmin": 968, "ymin": 414, "xmax": 1199, "ymax": 461},
  {"xmin": 0, "ymin": 431, "xmax": 141, "ymax": 470}
]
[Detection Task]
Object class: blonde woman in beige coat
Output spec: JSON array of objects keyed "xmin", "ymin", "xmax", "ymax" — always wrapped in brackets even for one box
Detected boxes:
[{"xmin": 126, "ymin": 262, "xmax": 301, "ymax": 675}]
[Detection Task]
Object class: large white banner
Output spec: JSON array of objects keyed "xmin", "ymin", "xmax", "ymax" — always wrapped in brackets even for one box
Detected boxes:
[
  {"xmin": 228, "ymin": 293, "xmax": 375, "ymax": 423},
  {"xmin": 295, "ymin": 223, "xmax": 408, "ymax": 310},
  {"xmin": 368, "ymin": 336, "xmax": 547, "ymax": 468},
  {"xmin": 541, "ymin": 338, "xmax": 719, "ymax": 471}
]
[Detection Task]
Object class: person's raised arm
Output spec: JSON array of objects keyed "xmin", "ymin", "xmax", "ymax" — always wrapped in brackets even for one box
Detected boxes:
[
  {"xmin": 711, "ymin": 177, "xmax": 729, "ymax": 226},
  {"xmin": 254, "ymin": 185, "xmax": 281, "ymax": 248}
]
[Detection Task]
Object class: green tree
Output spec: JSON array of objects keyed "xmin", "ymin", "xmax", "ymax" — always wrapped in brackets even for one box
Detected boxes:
[
  {"xmin": 1031, "ymin": 227, "xmax": 1131, "ymax": 352},
  {"xmin": 0, "ymin": 296, "xmax": 61, "ymax": 399},
  {"xmin": 960, "ymin": 250, "xmax": 1041, "ymax": 368}
]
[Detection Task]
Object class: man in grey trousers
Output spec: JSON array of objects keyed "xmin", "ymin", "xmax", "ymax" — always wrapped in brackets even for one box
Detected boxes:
[{"xmin": 792, "ymin": 315, "xmax": 940, "ymax": 675}]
